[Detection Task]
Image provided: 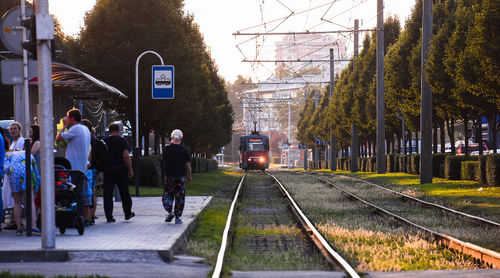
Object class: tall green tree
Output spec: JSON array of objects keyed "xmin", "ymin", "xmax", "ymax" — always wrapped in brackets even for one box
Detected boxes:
[{"xmin": 70, "ymin": 0, "xmax": 232, "ymax": 155}]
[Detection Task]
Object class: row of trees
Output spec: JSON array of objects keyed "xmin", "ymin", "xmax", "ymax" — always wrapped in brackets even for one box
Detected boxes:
[
  {"xmin": 297, "ymin": 0, "xmax": 499, "ymax": 156},
  {"xmin": 1, "ymin": 0, "xmax": 233, "ymax": 156}
]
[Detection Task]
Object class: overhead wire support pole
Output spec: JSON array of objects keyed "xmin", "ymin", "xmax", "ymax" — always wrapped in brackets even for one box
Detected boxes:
[
  {"xmin": 376, "ymin": 0, "xmax": 386, "ymax": 174},
  {"xmin": 351, "ymin": 19, "xmax": 359, "ymax": 173},
  {"xmin": 329, "ymin": 48, "xmax": 336, "ymax": 171},
  {"xmin": 135, "ymin": 51, "xmax": 164, "ymax": 197},
  {"xmin": 35, "ymin": 0, "xmax": 56, "ymax": 248},
  {"xmin": 420, "ymin": 0, "xmax": 433, "ymax": 184}
]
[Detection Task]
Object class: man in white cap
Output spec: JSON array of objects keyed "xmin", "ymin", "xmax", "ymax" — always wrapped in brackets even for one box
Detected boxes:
[{"xmin": 161, "ymin": 129, "xmax": 191, "ymax": 224}]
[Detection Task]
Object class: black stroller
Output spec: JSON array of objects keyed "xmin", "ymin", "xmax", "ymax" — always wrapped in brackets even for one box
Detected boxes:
[{"xmin": 37, "ymin": 157, "xmax": 86, "ymax": 235}]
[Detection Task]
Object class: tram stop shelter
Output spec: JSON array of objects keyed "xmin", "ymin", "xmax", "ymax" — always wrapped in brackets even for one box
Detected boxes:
[{"xmin": 1, "ymin": 60, "xmax": 127, "ymax": 134}]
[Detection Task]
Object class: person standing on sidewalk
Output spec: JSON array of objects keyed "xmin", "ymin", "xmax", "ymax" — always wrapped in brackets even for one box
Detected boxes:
[
  {"xmin": 162, "ymin": 129, "xmax": 191, "ymax": 224},
  {"xmin": 56, "ymin": 108, "xmax": 91, "ymax": 173},
  {"xmin": 3, "ymin": 122, "xmax": 24, "ymax": 231},
  {"xmin": 103, "ymin": 123, "xmax": 134, "ymax": 223}
]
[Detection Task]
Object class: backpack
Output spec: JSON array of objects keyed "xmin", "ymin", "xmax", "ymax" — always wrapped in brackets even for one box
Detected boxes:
[{"xmin": 92, "ymin": 137, "xmax": 109, "ymax": 171}]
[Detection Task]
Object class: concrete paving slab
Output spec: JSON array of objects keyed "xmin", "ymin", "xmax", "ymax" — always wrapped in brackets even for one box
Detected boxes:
[
  {"xmin": 0, "ymin": 255, "xmax": 211, "ymax": 278},
  {"xmin": 0, "ymin": 196, "xmax": 211, "ymax": 262}
]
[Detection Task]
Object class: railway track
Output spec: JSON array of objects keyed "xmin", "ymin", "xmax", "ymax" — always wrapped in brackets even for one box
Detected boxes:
[
  {"xmin": 212, "ymin": 172, "xmax": 359, "ymax": 278},
  {"xmin": 292, "ymin": 171, "xmax": 500, "ymax": 268}
]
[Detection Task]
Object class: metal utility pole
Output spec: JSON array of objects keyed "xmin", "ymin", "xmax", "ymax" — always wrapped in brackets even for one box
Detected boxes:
[
  {"xmin": 420, "ymin": 0, "xmax": 433, "ymax": 184},
  {"xmin": 351, "ymin": 19, "xmax": 360, "ymax": 173},
  {"xmin": 20, "ymin": 0, "xmax": 33, "ymax": 237},
  {"xmin": 35, "ymin": 0, "xmax": 55, "ymax": 248},
  {"xmin": 329, "ymin": 49, "xmax": 337, "ymax": 171},
  {"xmin": 135, "ymin": 51, "xmax": 164, "ymax": 196},
  {"xmin": 314, "ymin": 89, "xmax": 319, "ymax": 169},
  {"xmin": 288, "ymin": 99, "xmax": 291, "ymax": 168},
  {"xmin": 376, "ymin": 0, "xmax": 386, "ymax": 173}
]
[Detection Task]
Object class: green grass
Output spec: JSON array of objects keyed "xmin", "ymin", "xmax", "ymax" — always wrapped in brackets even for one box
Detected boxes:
[
  {"xmin": 275, "ymin": 172, "xmax": 483, "ymax": 271},
  {"xmin": 317, "ymin": 170, "xmax": 500, "ymax": 222},
  {"xmin": 122, "ymin": 169, "xmax": 239, "ymax": 197},
  {"xmin": 183, "ymin": 170, "xmax": 243, "ymax": 266}
]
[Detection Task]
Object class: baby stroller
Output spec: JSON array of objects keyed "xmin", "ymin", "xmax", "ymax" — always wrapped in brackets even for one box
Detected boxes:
[{"xmin": 36, "ymin": 157, "xmax": 85, "ymax": 235}]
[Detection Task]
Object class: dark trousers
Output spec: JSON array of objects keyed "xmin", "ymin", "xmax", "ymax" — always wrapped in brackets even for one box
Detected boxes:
[
  {"xmin": 163, "ymin": 176, "xmax": 186, "ymax": 218},
  {"xmin": 103, "ymin": 165, "xmax": 132, "ymax": 221}
]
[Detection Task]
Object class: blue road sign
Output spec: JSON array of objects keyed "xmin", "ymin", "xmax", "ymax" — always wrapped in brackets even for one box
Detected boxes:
[
  {"xmin": 152, "ymin": 65, "xmax": 174, "ymax": 99},
  {"xmin": 315, "ymin": 137, "xmax": 321, "ymax": 145}
]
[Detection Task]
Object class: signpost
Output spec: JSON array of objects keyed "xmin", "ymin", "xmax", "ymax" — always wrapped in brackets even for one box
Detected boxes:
[{"xmin": 152, "ymin": 65, "xmax": 174, "ymax": 99}]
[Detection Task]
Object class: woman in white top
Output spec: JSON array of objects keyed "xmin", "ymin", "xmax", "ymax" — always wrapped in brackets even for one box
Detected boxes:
[{"xmin": 3, "ymin": 122, "xmax": 24, "ymax": 232}]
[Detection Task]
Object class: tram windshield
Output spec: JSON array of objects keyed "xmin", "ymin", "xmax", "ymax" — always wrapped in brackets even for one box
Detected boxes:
[{"xmin": 249, "ymin": 142, "xmax": 265, "ymax": 151}]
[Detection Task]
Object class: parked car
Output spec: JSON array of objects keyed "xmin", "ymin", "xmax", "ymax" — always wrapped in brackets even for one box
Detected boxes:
[{"xmin": 457, "ymin": 143, "xmax": 489, "ymax": 155}]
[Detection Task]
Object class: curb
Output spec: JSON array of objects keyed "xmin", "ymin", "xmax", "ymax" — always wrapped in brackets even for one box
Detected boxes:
[{"xmin": 0, "ymin": 250, "xmax": 68, "ymax": 262}]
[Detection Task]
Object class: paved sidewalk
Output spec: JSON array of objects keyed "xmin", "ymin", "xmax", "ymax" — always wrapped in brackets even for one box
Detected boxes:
[{"xmin": 0, "ymin": 196, "xmax": 211, "ymax": 262}]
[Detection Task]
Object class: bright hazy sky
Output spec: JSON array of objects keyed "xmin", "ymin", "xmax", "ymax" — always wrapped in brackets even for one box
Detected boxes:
[{"xmin": 48, "ymin": 0, "xmax": 415, "ymax": 82}]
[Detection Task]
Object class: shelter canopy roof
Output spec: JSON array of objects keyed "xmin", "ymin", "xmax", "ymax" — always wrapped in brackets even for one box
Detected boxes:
[{"xmin": 29, "ymin": 62, "xmax": 126, "ymax": 100}]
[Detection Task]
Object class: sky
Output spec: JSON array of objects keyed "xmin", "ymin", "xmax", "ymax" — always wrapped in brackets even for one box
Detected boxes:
[{"xmin": 48, "ymin": 0, "xmax": 415, "ymax": 83}]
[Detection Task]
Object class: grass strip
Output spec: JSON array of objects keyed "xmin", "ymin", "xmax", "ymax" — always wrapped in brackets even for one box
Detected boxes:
[
  {"xmin": 321, "ymin": 170, "xmax": 500, "ymax": 223},
  {"xmin": 319, "ymin": 175, "xmax": 500, "ymax": 252},
  {"xmin": 274, "ymin": 172, "xmax": 483, "ymax": 271},
  {"xmin": 182, "ymin": 170, "xmax": 243, "ymax": 265}
]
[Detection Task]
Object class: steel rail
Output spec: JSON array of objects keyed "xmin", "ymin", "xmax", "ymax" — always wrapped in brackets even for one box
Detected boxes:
[
  {"xmin": 327, "ymin": 173, "xmax": 500, "ymax": 228},
  {"xmin": 212, "ymin": 173, "xmax": 246, "ymax": 278},
  {"xmin": 312, "ymin": 175, "xmax": 500, "ymax": 268},
  {"xmin": 268, "ymin": 173, "xmax": 360, "ymax": 278}
]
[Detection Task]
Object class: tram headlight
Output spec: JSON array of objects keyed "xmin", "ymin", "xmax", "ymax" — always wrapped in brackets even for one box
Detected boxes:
[
  {"xmin": 248, "ymin": 158, "xmax": 252, "ymax": 162},
  {"xmin": 259, "ymin": 157, "xmax": 265, "ymax": 163}
]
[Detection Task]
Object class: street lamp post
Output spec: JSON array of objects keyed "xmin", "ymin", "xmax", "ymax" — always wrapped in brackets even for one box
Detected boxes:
[{"xmin": 135, "ymin": 51, "xmax": 164, "ymax": 196}]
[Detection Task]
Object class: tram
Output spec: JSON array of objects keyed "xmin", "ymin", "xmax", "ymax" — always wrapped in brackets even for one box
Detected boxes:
[{"xmin": 239, "ymin": 131, "xmax": 269, "ymax": 171}]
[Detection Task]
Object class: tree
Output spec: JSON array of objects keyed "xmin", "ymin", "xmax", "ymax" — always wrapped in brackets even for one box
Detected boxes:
[
  {"xmin": 70, "ymin": 0, "xmax": 232, "ymax": 156},
  {"xmin": 450, "ymin": 0, "xmax": 499, "ymax": 152}
]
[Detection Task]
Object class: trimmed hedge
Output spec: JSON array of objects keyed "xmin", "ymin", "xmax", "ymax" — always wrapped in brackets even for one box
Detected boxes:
[
  {"xmin": 137, "ymin": 155, "xmax": 217, "ymax": 188},
  {"xmin": 432, "ymin": 153, "xmax": 448, "ymax": 178},
  {"xmin": 485, "ymin": 154, "xmax": 500, "ymax": 186},
  {"xmin": 445, "ymin": 156, "xmax": 478, "ymax": 180},
  {"xmin": 398, "ymin": 155, "xmax": 408, "ymax": 173},
  {"xmin": 368, "ymin": 156, "xmax": 376, "ymax": 172},
  {"xmin": 138, "ymin": 154, "xmax": 162, "ymax": 187},
  {"xmin": 191, "ymin": 157, "xmax": 218, "ymax": 173},
  {"xmin": 409, "ymin": 154, "xmax": 420, "ymax": 175},
  {"xmin": 476, "ymin": 155, "xmax": 488, "ymax": 184},
  {"xmin": 461, "ymin": 161, "xmax": 479, "ymax": 181},
  {"xmin": 387, "ymin": 154, "xmax": 397, "ymax": 172}
]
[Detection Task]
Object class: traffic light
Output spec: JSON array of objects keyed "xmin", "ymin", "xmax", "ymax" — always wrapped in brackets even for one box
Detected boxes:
[{"xmin": 21, "ymin": 14, "xmax": 37, "ymax": 59}]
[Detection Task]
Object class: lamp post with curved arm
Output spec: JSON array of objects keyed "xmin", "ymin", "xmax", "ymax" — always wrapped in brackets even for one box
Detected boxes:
[{"xmin": 135, "ymin": 51, "xmax": 164, "ymax": 196}]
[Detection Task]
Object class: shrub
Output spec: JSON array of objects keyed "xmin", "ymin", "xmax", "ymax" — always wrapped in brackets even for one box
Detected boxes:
[
  {"xmin": 394, "ymin": 154, "xmax": 400, "ymax": 172},
  {"xmin": 398, "ymin": 155, "xmax": 408, "ymax": 173},
  {"xmin": 476, "ymin": 155, "xmax": 488, "ymax": 184},
  {"xmin": 409, "ymin": 154, "xmax": 420, "ymax": 175},
  {"xmin": 138, "ymin": 154, "xmax": 162, "ymax": 187},
  {"xmin": 432, "ymin": 153, "xmax": 448, "ymax": 178},
  {"xmin": 461, "ymin": 161, "xmax": 479, "ymax": 181},
  {"xmin": 387, "ymin": 154, "xmax": 396, "ymax": 172},
  {"xmin": 368, "ymin": 156, "xmax": 376, "ymax": 172},
  {"xmin": 445, "ymin": 156, "xmax": 478, "ymax": 180},
  {"xmin": 485, "ymin": 154, "xmax": 500, "ymax": 186}
]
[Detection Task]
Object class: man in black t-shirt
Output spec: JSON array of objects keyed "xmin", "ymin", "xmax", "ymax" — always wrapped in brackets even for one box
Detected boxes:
[
  {"xmin": 162, "ymin": 129, "xmax": 192, "ymax": 224},
  {"xmin": 103, "ymin": 123, "xmax": 135, "ymax": 223}
]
